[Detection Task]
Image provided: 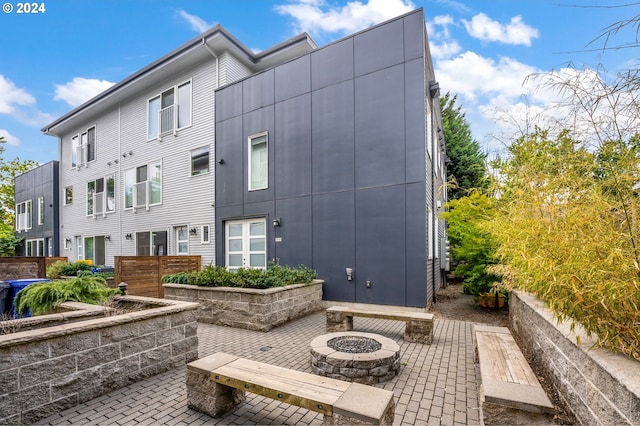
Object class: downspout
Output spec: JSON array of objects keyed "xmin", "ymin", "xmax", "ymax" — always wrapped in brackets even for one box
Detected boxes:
[{"xmin": 202, "ymin": 38, "xmax": 219, "ymax": 88}]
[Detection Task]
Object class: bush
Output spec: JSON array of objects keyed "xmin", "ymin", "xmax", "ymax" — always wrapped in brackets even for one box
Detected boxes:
[
  {"xmin": 47, "ymin": 261, "xmax": 92, "ymax": 278},
  {"xmin": 13, "ymin": 276, "xmax": 120, "ymax": 316},
  {"xmin": 162, "ymin": 263, "xmax": 317, "ymax": 289}
]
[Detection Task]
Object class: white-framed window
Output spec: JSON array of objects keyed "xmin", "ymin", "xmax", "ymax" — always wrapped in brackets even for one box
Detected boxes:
[
  {"xmin": 225, "ymin": 218, "xmax": 267, "ymax": 271},
  {"xmin": 148, "ymin": 80, "xmax": 191, "ymax": 140},
  {"xmin": 26, "ymin": 239, "xmax": 44, "ymax": 256},
  {"xmin": 37, "ymin": 196, "xmax": 44, "ymax": 225},
  {"xmin": 191, "ymin": 146, "xmax": 209, "ymax": 176},
  {"xmin": 175, "ymin": 226, "xmax": 189, "ymax": 255},
  {"xmin": 64, "ymin": 186, "xmax": 73, "ymax": 205},
  {"xmin": 87, "ymin": 175, "xmax": 115, "ymax": 217},
  {"xmin": 201, "ymin": 225, "xmax": 210, "ymax": 244},
  {"xmin": 71, "ymin": 126, "xmax": 96, "ymax": 168},
  {"xmin": 124, "ymin": 161, "xmax": 162, "ymax": 210},
  {"xmin": 47, "ymin": 238, "xmax": 53, "ymax": 257},
  {"xmin": 83, "ymin": 235, "xmax": 106, "ymax": 265},
  {"xmin": 16, "ymin": 200, "xmax": 32, "ymax": 231},
  {"xmin": 248, "ymin": 132, "xmax": 268, "ymax": 191},
  {"xmin": 75, "ymin": 236, "xmax": 83, "ymax": 260},
  {"xmin": 136, "ymin": 230, "xmax": 167, "ymax": 256},
  {"xmin": 428, "ymin": 207, "xmax": 434, "ymax": 259}
]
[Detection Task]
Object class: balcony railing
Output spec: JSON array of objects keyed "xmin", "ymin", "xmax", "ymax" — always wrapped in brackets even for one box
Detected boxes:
[{"xmin": 159, "ymin": 105, "xmax": 175, "ymax": 138}]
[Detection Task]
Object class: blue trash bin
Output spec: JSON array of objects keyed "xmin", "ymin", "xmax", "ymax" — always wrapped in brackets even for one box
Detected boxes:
[
  {"xmin": 0, "ymin": 281, "xmax": 11, "ymax": 316},
  {"xmin": 7, "ymin": 278, "xmax": 51, "ymax": 318}
]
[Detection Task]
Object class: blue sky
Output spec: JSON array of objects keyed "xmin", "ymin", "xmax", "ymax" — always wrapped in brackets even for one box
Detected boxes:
[{"xmin": 1, "ymin": 0, "xmax": 637, "ymax": 164}]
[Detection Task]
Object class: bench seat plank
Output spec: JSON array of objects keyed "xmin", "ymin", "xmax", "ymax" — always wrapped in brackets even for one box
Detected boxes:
[{"xmin": 212, "ymin": 358, "xmax": 351, "ymax": 415}]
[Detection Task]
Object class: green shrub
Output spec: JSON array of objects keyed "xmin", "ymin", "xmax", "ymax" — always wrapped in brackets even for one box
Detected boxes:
[
  {"xmin": 46, "ymin": 260, "xmax": 66, "ymax": 279},
  {"xmin": 162, "ymin": 263, "xmax": 317, "ymax": 289},
  {"xmin": 13, "ymin": 276, "xmax": 119, "ymax": 316},
  {"xmin": 47, "ymin": 261, "xmax": 92, "ymax": 278}
]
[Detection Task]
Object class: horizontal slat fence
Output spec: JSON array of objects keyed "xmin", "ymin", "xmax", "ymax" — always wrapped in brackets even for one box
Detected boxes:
[
  {"xmin": 0, "ymin": 257, "xmax": 48, "ymax": 280},
  {"xmin": 115, "ymin": 256, "xmax": 201, "ymax": 298}
]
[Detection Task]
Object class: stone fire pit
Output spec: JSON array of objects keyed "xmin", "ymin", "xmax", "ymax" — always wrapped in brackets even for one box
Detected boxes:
[{"xmin": 309, "ymin": 331, "xmax": 400, "ymax": 384}]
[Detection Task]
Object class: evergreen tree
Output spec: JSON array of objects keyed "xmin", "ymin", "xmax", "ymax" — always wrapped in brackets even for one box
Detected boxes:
[{"xmin": 440, "ymin": 93, "xmax": 488, "ymax": 199}]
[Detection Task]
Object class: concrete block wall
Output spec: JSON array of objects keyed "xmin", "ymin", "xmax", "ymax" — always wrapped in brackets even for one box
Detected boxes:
[
  {"xmin": 510, "ymin": 291, "xmax": 640, "ymax": 425},
  {"xmin": 0, "ymin": 300, "xmax": 199, "ymax": 425},
  {"xmin": 164, "ymin": 280, "xmax": 323, "ymax": 331}
]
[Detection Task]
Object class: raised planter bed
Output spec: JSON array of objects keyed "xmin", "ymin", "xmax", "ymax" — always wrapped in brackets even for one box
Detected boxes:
[
  {"xmin": 0, "ymin": 296, "xmax": 199, "ymax": 425},
  {"xmin": 164, "ymin": 280, "xmax": 324, "ymax": 332}
]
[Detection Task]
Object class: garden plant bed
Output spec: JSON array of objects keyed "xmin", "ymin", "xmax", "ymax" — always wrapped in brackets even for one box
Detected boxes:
[{"xmin": 164, "ymin": 280, "xmax": 323, "ymax": 331}]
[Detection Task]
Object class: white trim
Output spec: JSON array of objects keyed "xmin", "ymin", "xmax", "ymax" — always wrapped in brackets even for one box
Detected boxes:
[
  {"xmin": 147, "ymin": 79, "xmax": 192, "ymax": 141},
  {"xmin": 248, "ymin": 131, "xmax": 268, "ymax": 191},
  {"xmin": 37, "ymin": 196, "xmax": 44, "ymax": 226},
  {"xmin": 190, "ymin": 145, "xmax": 210, "ymax": 177},
  {"xmin": 201, "ymin": 224, "xmax": 210, "ymax": 244},
  {"xmin": 225, "ymin": 218, "xmax": 267, "ymax": 271},
  {"xmin": 64, "ymin": 186, "xmax": 73, "ymax": 206}
]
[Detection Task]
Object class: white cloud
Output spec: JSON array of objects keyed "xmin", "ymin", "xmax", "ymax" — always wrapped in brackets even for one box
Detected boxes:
[
  {"xmin": 462, "ymin": 13, "xmax": 539, "ymax": 46},
  {"xmin": 427, "ymin": 15, "xmax": 461, "ymax": 59},
  {"xmin": 275, "ymin": 0, "xmax": 415, "ymax": 37},
  {"xmin": 177, "ymin": 10, "xmax": 216, "ymax": 33},
  {"xmin": 0, "ymin": 129, "xmax": 20, "ymax": 146},
  {"xmin": 0, "ymin": 75, "xmax": 35, "ymax": 115},
  {"xmin": 53, "ymin": 77, "xmax": 115, "ymax": 108}
]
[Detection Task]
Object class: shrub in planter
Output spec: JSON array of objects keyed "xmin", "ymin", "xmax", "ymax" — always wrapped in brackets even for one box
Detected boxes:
[
  {"xmin": 47, "ymin": 261, "xmax": 93, "ymax": 279},
  {"xmin": 162, "ymin": 263, "xmax": 317, "ymax": 289},
  {"xmin": 13, "ymin": 276, "xmax": 119, "ymax": 316}
]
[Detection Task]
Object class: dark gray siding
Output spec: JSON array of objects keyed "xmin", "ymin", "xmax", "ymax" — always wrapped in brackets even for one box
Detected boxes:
[{"xmin": 215, "ymin": 9, "xmax": 439, "ymax": 307}]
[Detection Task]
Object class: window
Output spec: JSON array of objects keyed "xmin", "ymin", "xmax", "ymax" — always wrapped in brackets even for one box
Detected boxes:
[
  {"xmin": 225, "ymin": 218, "xmax": 266, "ymax": 271},
  {"xmin": 191, "ymin": 146, "xmax": 209, "ymax": 176},
  {"xmin": 175, "ymin": 226, "xmax": 188, "ymax": 255},
  {"xmin": 201, "ymin": 225, "xmax": 210, "ymax": 244},
  {"xmin": 148, "ymin": 80, "xmax": 191, "ymax": 140},
  {"xmin": 25, "ymin": 239, "xmax": 43, "ymax": 256},
  {"xmin": 125, "ymin": 162, "xmax": 161, "ymax": 210},
  {"xmin": 248, "ymin": 132, "xmax": 268, "ymax": 191},
  {"xmin": 75, "ymin": 236, "xmax": 83, "ymax": 260},
  {"xmin": 87, "ymin": 175, "xmax": 115, "ymax": 216},
  {"xmin": 47, "ymin": 238, "xmax": 53, "ymax": 257},
  {"xmin": 16, "ymin": 200, "xmax": 32, "ymax": 231},
  {"xmin": 71, "ymin": 126, "xmax": 96, "ymax": 168},
  {"xmin": 37, "ymin": 197, "xmax": 44, "ymax": 225},
  {"xmin": 64, "ymin": 186, "xmax": 73, "ymax": 205},
  {"xmin": 136, "ymin": 231, "xmax": 167, "ymax": 256},
  {"xmin": 84, "ymin": 236, "xmax": 106, "ymax": 265}
]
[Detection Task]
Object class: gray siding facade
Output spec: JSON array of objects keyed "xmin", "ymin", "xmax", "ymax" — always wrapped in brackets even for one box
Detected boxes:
[{"xmin": 215, "ymin": 9, "xmax": 446, "ymax": 308}]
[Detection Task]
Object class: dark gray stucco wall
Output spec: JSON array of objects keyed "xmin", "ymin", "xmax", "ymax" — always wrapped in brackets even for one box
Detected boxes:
[
  {"xmin": 215, "ymin": 9, "xmax": 438, "ymax": 307},
  {"xmin": 14, "ymin": 161, "xmax": 60, "ymax": 256}
]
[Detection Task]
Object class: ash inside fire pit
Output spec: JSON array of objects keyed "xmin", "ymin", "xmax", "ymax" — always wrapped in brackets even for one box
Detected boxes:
[{"xmin": 328, "ymin": 336, "xmax": 382, "ymax": 353}]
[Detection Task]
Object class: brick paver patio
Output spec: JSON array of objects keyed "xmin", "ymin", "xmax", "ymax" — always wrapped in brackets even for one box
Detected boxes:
[{"xmin": 38, "ymin": 312, "xmax": 481, "ymax": 425}]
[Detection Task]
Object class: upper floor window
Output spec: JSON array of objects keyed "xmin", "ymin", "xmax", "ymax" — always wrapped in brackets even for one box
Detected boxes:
[
  {"xmin": 38, "ymin": 196, "xmax": 45, "ymax": 225},
  {"xmin": 71, "ymin": 126, "xmax": 96, "ymax": 168},
  {"xmin": 248, "ymin": 132, "xmax": 268, "ymax": 191},
  {"xmin": 124, "ymin": 161, "xmax": 162, "ymax": 211},
  {"xmin": 191, "ymin": 146, "xmax": 209, "ymax": 176},
  {"xmin": 148, "ymin": 81, "xmax": 191, "ymax": 140},
  {"xmin": 16, "ymin": 200, "xmax": 32, "ymax": 231},
  {"xmin": 87, "ymin": 175, "xmax": 115, "ymax": 217},
  {"xmin": 64, "ymin": 186, "xmax": 73, "ymax": 205}
]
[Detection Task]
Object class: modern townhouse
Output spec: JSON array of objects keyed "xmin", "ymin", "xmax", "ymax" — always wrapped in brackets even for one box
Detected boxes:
[
  {"xmin": 14, "ymin": 161, "xmax": 60, "ymax": 257},
  {"xmin": 42, "ymin": 25, "xmax": 316, "ymax": 266},
  {"xmin": 39, "ymin": 8, "xmax": 447, "ymax": 308}
]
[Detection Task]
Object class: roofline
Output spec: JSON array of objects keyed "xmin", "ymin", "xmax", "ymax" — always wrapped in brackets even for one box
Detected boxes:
[{"xmin": 42, "ymin": 25, "xmax": 316, "ymax": 135}]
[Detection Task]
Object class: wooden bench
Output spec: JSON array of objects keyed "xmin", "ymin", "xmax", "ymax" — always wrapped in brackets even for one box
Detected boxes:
[
  {"xmin": 474, "ymin": 325, "xmax": 554, "ymax": 425},
  {"xmin": 326, "ymin": 306, "xmax": 434, "ymax": 344},
  {"xmin": 186, "ymin": 352, "xmax": 395, "ymax": 425}
]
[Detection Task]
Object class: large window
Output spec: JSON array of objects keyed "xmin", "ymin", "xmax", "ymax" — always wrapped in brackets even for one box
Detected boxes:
[
  {"xmin": 136, "ymin": 231, "xmax": 167, "ymax": 256},
  {"xmin": 191, "ymin": 146, "xmax": 209, "ymax": 176},
  {"xmin": 84, "ymin": 236, "xmax": 106, "ymax": 265},
  {"xmin": 148, "ymin": 81, "xmax": 191, "ymax": 140},
  {"xmin": 87, "ymin": 175, "xmax": 115, "ymax": 216},
  {"xmin": 248, "ymin": 132, "xmax": 268, "ymax": 191},
  {"xmin": 225, "ymin": 218, "xmax": 266, "ymax": 271},
  {"xmin": 16, "ymin": 200, "xmax": 32, "ymax": 231},
  {"xmin": 125, "ymin": 161, "xmax": 161, "ymax": 210},
  {"xmin": 71, "ymin": 126, "xmax": 96, "ymax": 168}
]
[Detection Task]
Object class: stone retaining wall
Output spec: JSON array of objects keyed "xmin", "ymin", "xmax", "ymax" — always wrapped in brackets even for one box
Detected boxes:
[
  {"xmin": 0, "ymin": 296, "xmax": 199, "ymax": 425},
  {"xmin": 510, "ymin": 291, "xmax": 640, "ymax": 425},
  {"xmin": 163, "ymin": 280, "xmax": 323, "ymax": 332}
]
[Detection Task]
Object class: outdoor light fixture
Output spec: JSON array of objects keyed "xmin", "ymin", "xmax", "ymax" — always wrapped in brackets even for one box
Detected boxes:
[
  {"xmin": 125, "ymin": 233, "xmax": 133, "ymax": 240},
  {"xmin": 429, "ymin": 81, "xmax": 440, "ymax": 98},
  {"xmin": 65, "ymin": 238, "xmax": 72, "ymax": 245},
  {"xmin": 218, "ymin": 159, "xmax": 225, "ymax": 164},
  {"xmin": 105, "ymin": 235, "xmax": 111, "ymax": 241},
  {"xmin": 190, "ymin": 228, "xmax": 197, "ymax": 235},
  {"xmin": 272, "ymin": 217, "xmax": 281, "ymax": 227},
  {"xmin": 346, "ymin": 268, "xmax": 353, "ymax": 281}
]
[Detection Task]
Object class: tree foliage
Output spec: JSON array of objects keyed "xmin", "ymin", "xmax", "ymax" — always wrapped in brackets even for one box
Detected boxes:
[
  {"xmin": 440, "ymin": 92, "xmax": 488, "ymax": 199},
  {"xmin": 0, "ymin": 136, "xmax": 38, "ymax": 236},
  {"xmin": 490, "ymin": 129, "xmax": 640, "ymax": 361}
]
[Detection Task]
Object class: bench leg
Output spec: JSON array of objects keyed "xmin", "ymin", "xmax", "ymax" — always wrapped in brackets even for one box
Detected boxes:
[
  {"xmin": 186, "ymin": 369, "xmax": 246, "ymax": 417},
  {"xmin": 322, "ymin": 398, "xmax": 395, "ymax": 425},
  {"xmin": 326, "ymin": 312, "xmax": 353, "ymax": 332},
  {"xmin": 404, "ymin": 320, "xmax": 433, "ymax": 344}
]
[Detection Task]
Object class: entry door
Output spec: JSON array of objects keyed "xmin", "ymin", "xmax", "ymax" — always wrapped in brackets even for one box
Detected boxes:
[
  {"xmin": 225, "ymin": 218, "xmax": 266, "ymax": 271},
  {"xmin": 175, "ymin": 226, "xmax": 188, "ymax": 255}
]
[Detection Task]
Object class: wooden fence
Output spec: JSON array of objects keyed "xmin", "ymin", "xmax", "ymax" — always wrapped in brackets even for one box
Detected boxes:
[
  {"xmin": 0, "ymin": 257, "xmax": 48, "ymax": 280},
  {"xmin": 114, "ymin": 256, "xmax": 201, "ymax": 298}
]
